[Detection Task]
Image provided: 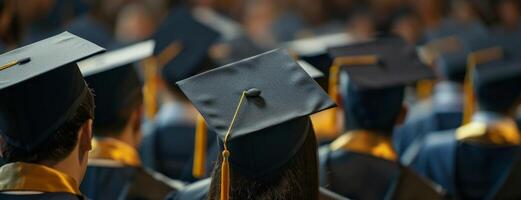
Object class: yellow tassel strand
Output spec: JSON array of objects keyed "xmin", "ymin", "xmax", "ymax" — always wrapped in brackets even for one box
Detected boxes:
[
  {"xmin": 463, "ymin": 47, "xmax": 503, "ymax": 125},
  {"xmin": 193, "ymin": 114, "xmax": 208, "ymax": 178},
  {"xmin": 142, "ymin": 57, "xmax": 159, "ymax": 120},
  {"xmin": 220, "ymin": 149, "xmax": 230, "ymax": 200},
  {"xmin": 220, "ymin": 91, "xmax": 247, "ymax": 200}
]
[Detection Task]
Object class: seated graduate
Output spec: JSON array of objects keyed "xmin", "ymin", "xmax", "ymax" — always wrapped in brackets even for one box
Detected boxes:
[
  {"xmin": 0, "ymin": 32, "xmax": 104, "ymax": 199},
  {"xmin": 393, "ymin": 52, "xmax": 466, "ymax": 159},
  {"xmin": 139, "ymin": 5, "xmax": 220, "ymax": 182},
  {"xmin": 168, "ymin": 49, "xmax": 349, "ymax": 200},
  {"xmin": 77, "ymin": 41, "xmax": 183, "ymax": 200},
  {"xmin": 319, "ymin": 37, "xmax": 438, "ymax": 200},
  {"xmin": 414, "ymin": 47, "xmax": 521, "ymax": 199}
]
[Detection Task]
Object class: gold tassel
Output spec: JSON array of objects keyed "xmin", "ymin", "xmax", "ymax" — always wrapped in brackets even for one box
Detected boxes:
[
  {"xmin": 219, "ymin": 91, "xmax": 247, "ymax": 200},
  {"xmin": 463, "ymin": 47, "xmax": 503, "ymax": 125},
  {"xmin": 327, "ymin": 63, "xmax": 341, "ymax": 134},
  {"xmin": 192, "ymin": 114, "xmax": 208, "ymax": 178},
  {"xmin": 220, "ymin": 150, "xmax": 230, "ymax": 200},
  {"xmin": 142, "ymin": 57, "xmax": 159, "ymax": 120}
]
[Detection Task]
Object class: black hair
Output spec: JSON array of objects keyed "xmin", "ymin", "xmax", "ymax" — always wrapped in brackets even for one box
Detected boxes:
[
  {"xmin": 2, "ymin": 88, "xmax": 95, "ymax": 164},
  {"xmin": 92, "ymin": 89, "xmax": 143, "ymax": 137},
  {"xmin": 207, "ymin": 125, "xmax": 319, "ymax": 200}
]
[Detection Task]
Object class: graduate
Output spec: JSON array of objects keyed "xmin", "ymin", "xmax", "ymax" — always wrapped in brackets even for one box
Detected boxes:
[
  {"xmin": 168, "ymin": 49, "xmax": 352, "ymax": 200},
  {"xmin": 139, "ymin": 5, "xmax": 220, "ymax": 182},
  {"xmin": 395, "ymin": 27, "xmax": 501, "ymax": 159},
  {"xmin": 394, "ymin": 52, "xmax": 465, "ymax": 160},
  {"xmin": 76, "ymin": 40, "xmax": 183, "ymax": 200},
  {"xmin": 319, "ymin": 37, "xmax": 438, "ymax": 200},
  {"xmin": 414, "ymin": 47, "xmax": 521, "ymax": 199},
  {"xmin": 0, "ymin": 32, "xmax": 104, "ymax": 199}
]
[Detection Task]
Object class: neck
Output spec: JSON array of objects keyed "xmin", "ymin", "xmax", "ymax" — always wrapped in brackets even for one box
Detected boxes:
[{"xmin": 41, "ymin": 145, "xmax": 84, "ymax": 185}]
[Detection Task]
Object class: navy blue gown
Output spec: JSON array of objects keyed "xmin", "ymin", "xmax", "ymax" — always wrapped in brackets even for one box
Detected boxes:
[
  {"xmin": 81, "ymin": 165, "xmax": 181, "ymax": 200},
  {"xmin": 414, "ymin": 131, "xmax": 520, "ymax": 199},
  {"xmin": 319, "ymin": 147, "xmax": 400, "ymax": 200}
]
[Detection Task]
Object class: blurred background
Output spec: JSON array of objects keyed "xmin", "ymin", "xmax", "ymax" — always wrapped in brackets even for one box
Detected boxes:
[{"xmin": 0, "ymin": 0, "xmax": 519, "ymax": 53}]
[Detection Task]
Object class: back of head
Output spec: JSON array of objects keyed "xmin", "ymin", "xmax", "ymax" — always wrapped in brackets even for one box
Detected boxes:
[
  {"xmin": 343, "ymin": 81, "xmax": 405, "ymax": 134},
  {"xmin": 1, "ymin": 79, "xmax": 95, "ymax": 164},
  {"xmin": 86, "ymin": 64, "xmax": 143, "ymax": 137},
  {"xmin": 207, "ymin": 118, "xmax": 319, "ymax": 199},
  {"xmin": 473, "ymin": 60, "xmax": 521, "ymax": 114}
]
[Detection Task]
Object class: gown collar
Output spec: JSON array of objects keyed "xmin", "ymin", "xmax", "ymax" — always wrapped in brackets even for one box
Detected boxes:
[
  {"xmin": 0, "ymin": 162, "xmax": 82, "ymax": 196},
  {"xmin": 330, "ymin": 130, "xmax": 397, "ymax": 161}
]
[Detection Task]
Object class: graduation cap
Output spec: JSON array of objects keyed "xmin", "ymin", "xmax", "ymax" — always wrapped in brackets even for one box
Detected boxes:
[
  {"xmin": 0, "ymin": 32, "xmax": 104, "ymax": 151},
  {"xmin": 77, "ymin": 40, "xmax": 154, "ymax": 130},
  {"xmin": 327, "ymin": 37, "xmax": 434, "ymax": 132},
  {"xmin": 177, "ymin": 49, "xmax": 336, "ymax": 200},
  {"xmin": 152, "ymin": 6, "xmax": 220, "ymax": 86},
  {"xmin": 472, "ymin": 58, "xmax": 521, "ymax": 114},
  {"xmin": 328, "ymin": 37, "xmax": 434, "ymax": 90},
  {"xmin": 462, "ymin": 47, "xmax": 505, "ymax": 124},
  {"xmin": 297, "ymin": 59, "xmax": 325, "ymax": 79}
]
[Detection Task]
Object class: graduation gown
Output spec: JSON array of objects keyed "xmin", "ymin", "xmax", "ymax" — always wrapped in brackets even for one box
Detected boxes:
[
  {"xmin": 166, "ymin": 178, "xmax": 350, "ymax": 200},
  {"xmin": 318, "ymin": 131, "xmax": 400, "ymax": 200},
  {"xmin": 80, "ymin": 138, "xmax": 183, "ymax": 200},
  {"xmin": 394, "ymin": 81, "xmax": 463, "ymax": 158},
  {"xmin": 414, "ymin": 118, "xmax": 521, "ymax": 199},
  {"xmin": 0, "ymin": 162, "xmax": 85, "ymax": 200}
]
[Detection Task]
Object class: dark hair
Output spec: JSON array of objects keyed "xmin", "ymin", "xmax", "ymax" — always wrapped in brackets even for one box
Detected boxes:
[
  {"xmin": 92, "ymin": 89, "xmax": 143, "ymax": 137},
  {"xmin": 207, "ymin": 127, "xmax": 319, "ymax": 200},
  {"xmin": 2, "ymin": 88, "xmax": 95, "ymax": 164}
]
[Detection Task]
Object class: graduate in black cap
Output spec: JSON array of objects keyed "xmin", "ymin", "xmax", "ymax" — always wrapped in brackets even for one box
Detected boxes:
[
  {"xmin": 77, "ymin": 40, "xmax": 183, "ymax": 200},
  {"xmin": 168, "ymin": 49, "xmax": 347, "ymax": 200},
  {"xmin": 139, "ymin": 5, "xmax": 220, "ymax": 182},
  {"xmin": 395, "ymin": 34, "xmax": 504, "ymax": 165},
  {"xmin": 0, "ymin": 32, "xmax": 104, "ymax": 200},
  {"xmin": 319, "ymin": 37, "xmax": 439, "ymax": 200},
  {"xmin": 414, "ymin": 47, "xmax": 521, "ymax": 199}
]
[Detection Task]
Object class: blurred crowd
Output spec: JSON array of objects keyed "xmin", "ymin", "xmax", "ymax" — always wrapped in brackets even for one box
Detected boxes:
[{"xmin": 0, "ymin": 0, "xmax": 519, "ymax": 53}]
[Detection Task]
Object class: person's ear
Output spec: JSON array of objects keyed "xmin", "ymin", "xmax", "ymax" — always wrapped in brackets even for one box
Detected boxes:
[
  {"xmin": 395, "ymin": 105, "xmax": 408, "ymax": 125},
  {"xmin": 79, "ymin": 119, "xmax": 93, "ymax": 153}
]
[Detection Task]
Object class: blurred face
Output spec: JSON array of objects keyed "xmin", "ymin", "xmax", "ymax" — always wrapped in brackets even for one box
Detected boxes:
[
  {"xmin": 392, "ymin": 15, "xmax": 422, "ymax": 44},
  {"xmin": 452, "ymin": 0, "xmax": 478, "ymax": 23},
  {"xmin": 115, "ymin": 4, "xmax": 157, "ymax": 43},
  {"xmin": 498, "ymin": 0, "xmax": 521, "ymax": 29}
]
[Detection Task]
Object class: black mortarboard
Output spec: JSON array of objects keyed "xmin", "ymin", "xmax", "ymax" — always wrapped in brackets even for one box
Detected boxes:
[
  {"xmin": 153, "ymin": 6, "xmax": 220, "ymax": 86},
  {"xmin": 0, "ymin": 32, "xmax": 104, "ymax": 150},
  {"xmin": 177, "ymin": 50, "xmax": 335, "ymax": 181},
  {"xmin": 473, "ymin": 59, "xmax": 521, "ymax": 113},
  {"xmin": 328, "ymin": 37, "xmax": 434, "ymax": 89},
  {"xmin": 78, "ymin": 40, "xmax": 154, "ymax": 129},
  {"xmin": 432, "ymin": 35, "xmax": 501, "ymax": 83},
  {"xmin": 328, "ymin": 37, "xmax": 433, "ymax": 132}
]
